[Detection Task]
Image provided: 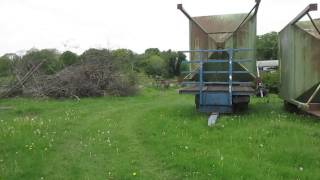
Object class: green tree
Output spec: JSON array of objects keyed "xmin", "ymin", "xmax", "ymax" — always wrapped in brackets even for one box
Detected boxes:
[
  {"xmin": 60, "ymin": 51, "xmax": 78, "ymax": 67},
  {"xmin": 21, "ymin": 49, "xmax": 62, "ymax": 74},
  {"xmin": 0, "ymin": 56, "xmax": 12, "ymax": 77},
  {"xmin": 160, "ymin": 50, "xmax": 187, "ymax": 78},
  {"xmin": 144, "ymin": 55, "xmax": 166, "ymax": 77},
  {"xmin": 112, "ymin": 49, "xmax": 134, "ymax": 60},
  {"xmin": 112, "ymin": 49, "xmax": 135, "ymax": 71},
  {"xmin": 256, "ymin": 32, "xmax": 278, "ymax": 60},
  {"xmin": 80, "ymin": 48, "xmax": 113, "ymax": 63},
  {"xmin": 80, "ymin": 48, "xmax": 133, "ymax": 71},
  {"xmin": 144, "ymin": 48, "xmax": 160, "ymax": 57}
]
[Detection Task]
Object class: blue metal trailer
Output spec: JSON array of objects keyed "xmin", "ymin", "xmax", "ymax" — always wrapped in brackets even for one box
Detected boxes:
[
  {"xmin": 177, "ymin": 1, "xmax": 260, "ymax": 124},
  {"xmin": 179, "ymin": 48, "xmax": 255, "ymax": 114}
]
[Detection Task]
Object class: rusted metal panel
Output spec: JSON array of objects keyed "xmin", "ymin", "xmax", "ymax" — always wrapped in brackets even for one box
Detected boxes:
[
  {"xmin": 279, "ymin": 3, "xmax": 320, "ymax": 116},
  {"xmin": 233, "ymin": 14, "xmax": 257, "ymax": 79},
  {"xmin": 178, "ymin": 2, "xmax": 259, "ymax": 82},
  {"xmin": 189, "ymin": 21, "xmax": 208, "ymax": 72},
  {"xmin": 289, "ymin": 4, "xmax": 317, "ymax": 25},
  {"xmin": 190, "ymin": 21, "xmax": 208, "ymax": 59},
  {"xmin": 193, "ymin": 14, "xmax": 247, "ymax": 35},
  {"xmin": 189, "ymin": 13, "xmax": 257, "ymax": 82},
  {"xmin": 279, "ymin": 26, "xmax": 294, "ymax": 101},
  {"xmin": 296, "ymin": 19, "xmax": 320, "ymax": 39},
  {"xmin": 279, "ymin": 18, "xmax": 320, "ymax": 103}
]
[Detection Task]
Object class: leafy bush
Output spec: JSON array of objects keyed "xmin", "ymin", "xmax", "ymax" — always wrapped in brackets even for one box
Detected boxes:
[
  {"xmin": 106, "ymin": 71, "xmax": 138, "ymax": 96},
  {"xmin": 112, "ymin": 49, "xmax": 134, "ymax": 61},
  {"xmin": 0, "ymin": 56, "xmax": 12, "ymax": 77},
  {"xmin": 160, "ymin": 50, "xmax": 186, "ymax": 78},
  {"xmin": 137, "ymin": 49, "xmax": 187, "ymax": 79},
  {"xmin": 60, "ymin": 51, "xmax": 78, "ymax": 67},
  {"xmin": 256, "ymin": 32, "xmax": 278, "ymax": 60},
  {"xmin": 143, "ymin": 55, "xmax": 167, "ymax": 78},
  {"xmin": 80, "ymin": 49, "xmax": 113, "ymax": 63},
  {"xmin": 144, "ymin": 48, "xmax": 160, "ymax": 57},
  {"xmin": 261, "ymin": 71, "xmax": 279, "ymax": 93},
  {"xmin": 19, "ymin": 49, "xmax": 62, "ymax": 75}
]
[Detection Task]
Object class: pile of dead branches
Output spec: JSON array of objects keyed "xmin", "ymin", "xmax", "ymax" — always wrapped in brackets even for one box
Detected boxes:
[
  {"xmin": 1, "ymin": 59, "xmax": 138, "ymax": 98},
  {"xmin": 40, "ymin": 61, "xmax": 138, "ymax": 98}
]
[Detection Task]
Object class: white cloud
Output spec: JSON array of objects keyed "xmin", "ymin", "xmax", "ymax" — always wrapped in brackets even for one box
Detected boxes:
[{"xmin": 0, "ymin": 0, "xmax": 319, "ymax": 55}]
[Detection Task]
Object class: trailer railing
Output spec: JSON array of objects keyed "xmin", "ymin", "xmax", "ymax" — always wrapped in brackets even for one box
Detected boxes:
[{"xmin": 180, "ymin": 48, "xmax": 254, "ymax": 108}]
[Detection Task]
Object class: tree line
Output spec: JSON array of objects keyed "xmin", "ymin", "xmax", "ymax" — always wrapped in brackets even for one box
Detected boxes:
[
  {"xmin": 0, "ymin": 48, "xmax": 187, "ymax": 79},
  {"xmin": 256, "ymin": 31, "xmax": 278, "ymax": 60},
  {"xmin": 0, "ymin": 31, "xmax": 278, "ymax": 79}
]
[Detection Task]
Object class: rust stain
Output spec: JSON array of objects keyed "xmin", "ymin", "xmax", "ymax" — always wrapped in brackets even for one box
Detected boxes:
[
  {"xmin": 311, "ymin": 37, "xmax": 320, "ymax": 71},
  {"xmin": 188, "ymin": 11, "xmax": 257, "ymax": 78},
  {"xmin": 296, "ymin": 19, "xmax": 320, "ymax": 39},
  {"xmin": 192, "ymin": 13, "xmax": 247, "ymax": 34}
]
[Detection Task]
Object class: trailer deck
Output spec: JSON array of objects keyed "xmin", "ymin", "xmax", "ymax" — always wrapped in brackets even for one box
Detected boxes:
[
  {"xmin": 306, "ymin": 103, "xmax": 320, "ymax": 117},
  {"xmin": 179, "ymin": 85, "xmax": 255, "ymax": 95}
]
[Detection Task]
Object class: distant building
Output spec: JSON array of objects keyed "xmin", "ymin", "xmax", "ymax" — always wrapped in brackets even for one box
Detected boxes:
[
  {"xmin": 3, "ymin": 53, "xmax": 18, "ymax": 60},
  {"xmin": 2, "ymin": 53, "xmax": 20, "ymax": 61},
  {"xmin": 257, "ymin": 60, "xmax": 279, "ymax": 72}
]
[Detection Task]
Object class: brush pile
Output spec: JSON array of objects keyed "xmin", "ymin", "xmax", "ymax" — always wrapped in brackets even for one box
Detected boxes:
[{"xmin": 1, "ymin": 49, "xmax": 138, "ymax": 98}]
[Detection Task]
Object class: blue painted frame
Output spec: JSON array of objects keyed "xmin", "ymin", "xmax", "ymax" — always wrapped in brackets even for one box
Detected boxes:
[{"xmin": 180, "ymin": 48, "xmax": 254, "ymax": 113}]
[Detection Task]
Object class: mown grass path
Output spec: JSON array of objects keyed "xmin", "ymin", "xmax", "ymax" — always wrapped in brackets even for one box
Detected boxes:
[{"xmin": 0, "ymin": 88, "xmax": 320, "ymax": 179}]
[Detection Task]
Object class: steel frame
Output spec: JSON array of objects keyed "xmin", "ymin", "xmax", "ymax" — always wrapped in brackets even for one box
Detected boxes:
[
  {"xmin": 284, "ymin": 3, "xmax": 320, "ymax": 109},
  {"xmin": 283, "ymin": 3, "xmax": 320, "ymax": 35},
  {"xmin": 177, "ymin": 1, "xmax": 261, "ymax": 45},
  {"xmin": 180, "ymin": 48, "xmax": 254, "ymax": 113}
]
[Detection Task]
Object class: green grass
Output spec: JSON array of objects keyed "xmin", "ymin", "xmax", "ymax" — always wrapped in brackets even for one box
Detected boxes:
[{"xmin": 0, "ymin": 88, "xmax": 320, "ymax": 179}]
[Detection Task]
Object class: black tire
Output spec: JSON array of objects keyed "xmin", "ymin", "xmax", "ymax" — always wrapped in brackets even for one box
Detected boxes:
[
  {"xmin": 233, "ymin": 102, "xmax": 249, "ymax": 112},
  {"xmin": 256, "ymin": 88, "xmax": 269, "ymax": 97},
  {"xmin": 284, "ymin": 101, "xmax": 299, "ymax": 113},
  {"xmin": 195, "ymin": 94, "xmax": 199, "ymax": 109}
]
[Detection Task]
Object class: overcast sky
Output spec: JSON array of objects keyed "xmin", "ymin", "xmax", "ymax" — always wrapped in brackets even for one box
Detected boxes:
[{"xmin": 0, "ymin": 0, "xmax": 319, "ymax": 56}]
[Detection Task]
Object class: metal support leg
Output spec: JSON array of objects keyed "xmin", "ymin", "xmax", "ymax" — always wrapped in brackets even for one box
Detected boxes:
[
  {"xmin": 208, "ymin": 112, "xmax": 219, "ymax": 126},
  {"xmin": 199, "ymin": 52, "xmax": 204, "ymax": 106},
  {"xmin": 307, "ymin": 83, "xmax": 320, "ymax": 104},
  {"xmin": 228, "ymin": 49, "xmax": 233, "ymax": 106}
]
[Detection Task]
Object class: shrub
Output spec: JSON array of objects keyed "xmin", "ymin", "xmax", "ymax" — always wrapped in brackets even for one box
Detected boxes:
[
  {"xmin": 18, "ymin": 49, "xmax": 62, "ymax": 75},
  {"xmin": 60, "ymin": 51, "xmax": 78, "ymax": 67},
  {"xmin": 144, "ymin": 55, "xmax": 167, "ymax": 78},
  {"xmin": 261, "ymin": 71, "xmax": 279, "ymax": 93},
  {"xmin": 0, "ymin": 57, "xmax": 12, "ymax": 77}
]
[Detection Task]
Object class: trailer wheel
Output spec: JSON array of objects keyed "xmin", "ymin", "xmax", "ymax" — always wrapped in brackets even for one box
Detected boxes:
[
  {"xmin": 284, "ymin": 101, "xmax": 299, "ymax": 112},
  {"xmin": 232, "ymin": 96, "xmax": 250, "ymax": 112},
  {"xmin": 195, "ymin": 94, "xmax": 199, "ymax": 109},
  {"xmin": 233, "ymin": 102, "xmax": 249, "ymax": 112}
]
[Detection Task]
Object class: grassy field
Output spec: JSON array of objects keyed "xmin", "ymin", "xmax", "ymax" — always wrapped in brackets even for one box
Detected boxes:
[{"xmin": 0, "ymin": 88, "xmax": 320, "ymax": 179}]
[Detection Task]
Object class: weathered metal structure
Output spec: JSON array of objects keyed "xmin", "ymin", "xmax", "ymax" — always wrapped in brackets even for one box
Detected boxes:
[
  {"xmin": 177, "ymin": 1, "xmax": 260, "ymax": 119},
  {"xmin": 279, "ymin": 4, "xmax": 320, "ymax": 117}
]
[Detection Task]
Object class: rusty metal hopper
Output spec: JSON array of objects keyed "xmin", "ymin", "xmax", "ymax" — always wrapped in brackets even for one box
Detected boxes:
[
  {"xmin": 279, "ymin": 4, "xmax": 320, "ymax": 117},
  {"xmin": 178, "ymin": 1, "xmax": 259, "ymax": 83},
  {"xmin": 193, "ymin": 14, "xmax": 247, "ymax": 44}
]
